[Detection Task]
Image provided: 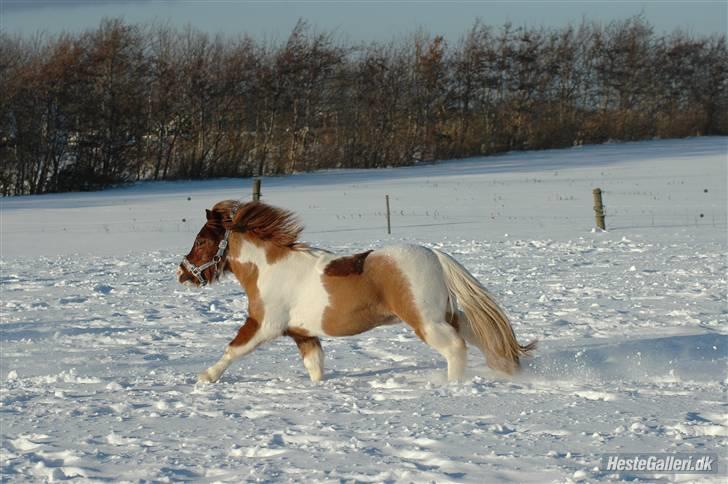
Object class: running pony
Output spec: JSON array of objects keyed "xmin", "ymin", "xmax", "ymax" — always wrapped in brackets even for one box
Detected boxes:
[{"xmin": 177, "ymin": 200, "xmax": 535, "ymax": 383}]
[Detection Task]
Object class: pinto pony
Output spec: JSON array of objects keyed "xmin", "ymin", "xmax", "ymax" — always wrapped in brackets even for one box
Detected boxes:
[{"xmin": 177, "ymin": 200, "xmax": 535, "ymax": 383}]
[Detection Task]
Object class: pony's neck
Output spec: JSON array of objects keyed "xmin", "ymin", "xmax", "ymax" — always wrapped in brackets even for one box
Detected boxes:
[{"xmin": 229, "ymin": 232, "xmax": 295, "ymax": 271}]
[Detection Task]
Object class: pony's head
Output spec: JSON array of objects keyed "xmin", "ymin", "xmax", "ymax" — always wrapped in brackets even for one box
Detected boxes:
[
  {"xmin": 177, "ymin": 200, "xmax": 304, "ymax": 286},
  {"xmin": 177, "ymin": 200, "xmax": 238, "ymax": 286}
]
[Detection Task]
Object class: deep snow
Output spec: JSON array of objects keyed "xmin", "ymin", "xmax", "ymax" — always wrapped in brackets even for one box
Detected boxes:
[{"xmin": 1, "ymin": 137, "xmax": 726, "ymax": 482}]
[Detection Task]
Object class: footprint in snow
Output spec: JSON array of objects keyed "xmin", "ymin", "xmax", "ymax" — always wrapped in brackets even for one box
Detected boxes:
[
  {"xmin": 59, "ymin": 296, "xmax": 87, "ymax": 304},
  {"xmin": 93, "ymin": 284, "xmax": 113, "ymax": 294}
]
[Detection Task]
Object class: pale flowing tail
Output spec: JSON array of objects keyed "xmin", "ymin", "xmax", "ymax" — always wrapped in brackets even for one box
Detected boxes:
[{"xmin": 432, "ymin": 249, "xmax": 536, "ymax": 374}]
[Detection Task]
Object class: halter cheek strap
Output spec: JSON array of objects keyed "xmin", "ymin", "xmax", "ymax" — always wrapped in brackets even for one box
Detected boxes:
[{"xmin": 182, "ymin": 203, "xmax": 239, "ymax": 286}]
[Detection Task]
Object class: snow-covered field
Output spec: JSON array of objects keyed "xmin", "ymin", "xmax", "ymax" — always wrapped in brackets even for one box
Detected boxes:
[{"xmin": 1, "ymin": 137, "xmax": 726, "ymax": 482}]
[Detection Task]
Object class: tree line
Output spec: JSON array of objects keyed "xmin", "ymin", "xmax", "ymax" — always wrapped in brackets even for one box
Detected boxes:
[{"xmin": 1, "ymin": 17, "xmax": 726, "ymax": 195}]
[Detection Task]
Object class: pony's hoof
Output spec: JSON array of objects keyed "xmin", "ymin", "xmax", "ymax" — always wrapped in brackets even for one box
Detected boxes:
[{"xmin": 197, "ymin": 371, "xmax": 215, "ymax": 384}]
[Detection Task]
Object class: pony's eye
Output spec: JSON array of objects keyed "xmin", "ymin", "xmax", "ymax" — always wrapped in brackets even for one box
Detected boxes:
[{"xmin": 195, "ymin": 239, "xmax": 205, "ymax": 247}]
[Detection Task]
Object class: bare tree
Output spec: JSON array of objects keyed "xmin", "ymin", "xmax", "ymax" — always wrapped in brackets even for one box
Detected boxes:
[{"xmin": 1, "ymin": 16, "xmax": 725, "ymax": 195}]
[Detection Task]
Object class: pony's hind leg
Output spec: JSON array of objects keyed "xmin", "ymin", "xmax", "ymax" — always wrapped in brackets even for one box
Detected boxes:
[
  {"xmin": 376, "ymin": 246, "xmax": 466, "ymax": 381},
  {"xmin": 420, "ymin": 321, "xmax": 467, "ymax": 381},
  {"xmin": 287, "ymin": 332, "xmax": 324, "ymax": 382}
]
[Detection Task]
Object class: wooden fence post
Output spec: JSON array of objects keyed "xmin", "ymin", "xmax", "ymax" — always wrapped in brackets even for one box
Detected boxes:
[
  {"xmin": 385, "ymin": 195, "xmax": 391, "ymax": 234},
  {"xmin": 252, "ymin": 178, "xmax": 262, "ymax": 201},
  {"xmin": 592, "ymin": 188, "xmax": 606, "ymax": 230}
]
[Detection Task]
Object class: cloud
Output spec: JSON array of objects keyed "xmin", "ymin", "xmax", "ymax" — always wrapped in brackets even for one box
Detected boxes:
[{"xmin": 4, "ymin": 0, "xmax": 154, "ymax": 13}]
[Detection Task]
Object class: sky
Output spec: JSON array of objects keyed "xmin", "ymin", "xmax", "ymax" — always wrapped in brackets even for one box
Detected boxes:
[{"xmin": 1, "ymin": 1, "xmax": 726, "ymax": 42}]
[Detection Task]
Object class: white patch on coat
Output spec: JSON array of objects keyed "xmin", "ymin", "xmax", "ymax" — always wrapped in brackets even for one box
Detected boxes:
[
  {"xmin": 374, "ymin": 244, "xmax": 450, "ymax": 324},
  {"xmin": 231, "ymin": 238, "xmax": 335, "ymax": 337}
]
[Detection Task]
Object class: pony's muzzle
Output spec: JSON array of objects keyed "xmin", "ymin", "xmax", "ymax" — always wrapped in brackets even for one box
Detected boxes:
[{"xmin": 177, "ymin": 265, "xmax": 195, "ymax": 285}]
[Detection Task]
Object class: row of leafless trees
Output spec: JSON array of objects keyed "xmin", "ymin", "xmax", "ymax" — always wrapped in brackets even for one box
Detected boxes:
[{"xmin": 1, "ymin": 17, "xmax": 726, "ymax": 195}]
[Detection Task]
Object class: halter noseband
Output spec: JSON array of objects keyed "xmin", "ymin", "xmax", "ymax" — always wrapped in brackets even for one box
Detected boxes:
[{"xmin": 182, "ymin": 204, "xmax": 239, "ymax": 286}]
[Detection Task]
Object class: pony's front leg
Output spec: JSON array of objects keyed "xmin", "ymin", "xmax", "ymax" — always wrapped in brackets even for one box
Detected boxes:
[
  {"xmin": 198, "ymin": 317, "xmax": 269, "ymax": 383},
  {"xmin": 288, "ymin": 333, "xmax": 324, "ymax": 382}
]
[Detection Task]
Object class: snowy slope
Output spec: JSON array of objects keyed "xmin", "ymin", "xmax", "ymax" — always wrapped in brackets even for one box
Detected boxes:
[{"xmin": 1, "ymin": 137, "xmax": 726, "ymax": 482}]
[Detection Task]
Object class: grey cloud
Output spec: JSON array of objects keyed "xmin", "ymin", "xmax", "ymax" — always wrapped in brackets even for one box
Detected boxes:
[{"xmin": 4, "ymin": 0, "xmax": 155, "ymax": 13}]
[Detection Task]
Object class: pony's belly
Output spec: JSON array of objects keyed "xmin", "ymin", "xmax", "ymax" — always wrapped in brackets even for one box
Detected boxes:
[
  {"xmin": 286, "ymin": 313, "xmax": 396, "ymax": 338},
  {"xmin": 321, "ymin": 311, "xmax": 398, "ymax": 337}
]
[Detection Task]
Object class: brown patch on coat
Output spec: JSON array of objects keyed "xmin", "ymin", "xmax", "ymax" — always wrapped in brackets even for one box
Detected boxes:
[
  {"xmin": 230, "ymin": 317, "xmax": 261, "ymax": 346},
  {"xmin": 227, "ymin": 238, "xmax": 265, "ymax": 322},
  {"xmin": 323, "ymin": 250, "xmax": 372, "ymax": 277},
  {"xmin": 285, "ymin": 329, "xmax": 322, "ymax": 359},
  {"xmin": 226, "ymin": 237, "xmax": 265, "ymax": 348},
  {"xmin": 320, "ymin": 254, "xmax": 424, "ymax": 339}
]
